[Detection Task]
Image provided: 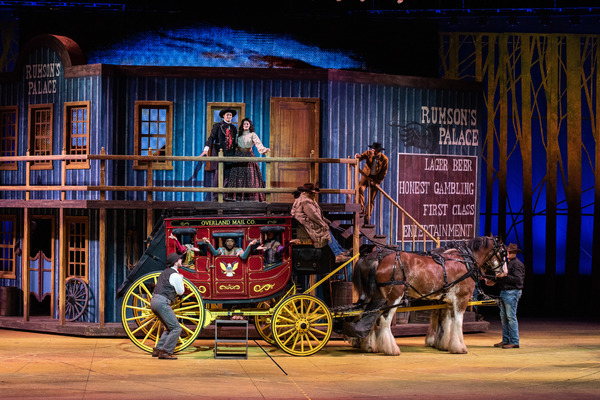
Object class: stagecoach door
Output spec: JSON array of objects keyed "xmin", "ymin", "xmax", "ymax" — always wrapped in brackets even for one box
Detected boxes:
[
  {"xmin": 270, "ymin": 98, "xmax": 320, "ymax": 202},
  {"xmin": 212, "ymin": 255, "xmax": 249, "ymax": 298}
]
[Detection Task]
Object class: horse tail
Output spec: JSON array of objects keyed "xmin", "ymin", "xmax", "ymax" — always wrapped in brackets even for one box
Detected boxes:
[{"xmin": 352, "ymin": 255, "xmax": 378, "ymax": 302}]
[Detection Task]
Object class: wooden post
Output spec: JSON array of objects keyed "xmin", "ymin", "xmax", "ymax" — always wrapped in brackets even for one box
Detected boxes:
[
  {"xmin": 25, "ymin": 150, "xmax": 30, "ymax": 201},
  {"xmin": 389, "ymin": 201, "xmax": 394, "ymax": 245},
  {"xmin": 346, "ymin": 157, "xmax": 352, "ymax": 204},
  {"xmin": 401, "ymin": 213, "xmax": 405, "ymax": 251},
  {"xmin": 99, "ymin": 208, "xmax": 106, "ymax": 328},
  {"xmin": 352, "ymin": 157, "xmax": 360, "ymax": 302},
  {"xmin": 147, "ymin": 163, "xmax": 153, "ymax": 238},
  {"xmin": 265, "ymin": 151, "xmax": 271, "ymax": 203},
  {"xmin": 59, "ymin": 208, "xmax": 66, "ymax": 325},
  {"xmin": 100, "ymin": 148, "xmax": 106, "ymax": 201},
  {"xmin": 61, "ymin": 148, "xmax": 66, "ymax": 201},
  {"xmin": 22, "ymin": 208, "xmax": 29, "ymax": 321},
  {"xmin": 309, "ymin": 150, "xmax": 316, "ymax": 184}
]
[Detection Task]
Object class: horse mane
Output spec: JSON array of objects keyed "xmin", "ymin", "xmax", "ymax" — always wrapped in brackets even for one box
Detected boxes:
[{"xmin": 466, "ymin": 236, "xmax": 489, "ymax": 252}]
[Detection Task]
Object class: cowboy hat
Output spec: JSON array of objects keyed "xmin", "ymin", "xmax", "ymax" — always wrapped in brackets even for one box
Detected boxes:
[
  {"xmin": 219, "ymin": 108, "xmax": 237, "ymax": 118},
  {"xmin": 507, "ymin": 243, "xmax": 521, "ymax": 253},
  {"xmin": 368, "ymin": 142, "xmax": 385, "ymax": 151},
  {"xmin": 299, "ymin": 183, "xmax": 320, "ymax": 193}
]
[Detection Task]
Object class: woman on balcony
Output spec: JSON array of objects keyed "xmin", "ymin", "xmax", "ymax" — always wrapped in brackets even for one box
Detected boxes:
[{"xmin": 225, "ymin": 118, "xmax": 269, "ymax": 201}]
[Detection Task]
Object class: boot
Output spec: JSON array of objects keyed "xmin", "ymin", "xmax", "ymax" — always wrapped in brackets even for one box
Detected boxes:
[
  {"xmin": 158, "ymin": 350, "xmax": 178, "ymax": 360},
  {"xmin": 152, "ymin": 347, "xmax": 161, "ymax": 357}
]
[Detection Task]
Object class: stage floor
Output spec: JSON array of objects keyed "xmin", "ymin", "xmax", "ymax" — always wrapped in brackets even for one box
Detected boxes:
[{"xmin": 1, "ymin": 317, "xmax": 599, "ymax": 399}]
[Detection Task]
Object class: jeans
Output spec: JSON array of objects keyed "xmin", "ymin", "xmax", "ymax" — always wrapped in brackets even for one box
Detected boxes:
[
  {"xmin": 150, "ymin": 293, "xmax": 182, "ymax": 354},
  {"xmin": 328, "ymin": 232, "xmax": 345, "ymax": 256},
  {"xmin": 499, "ymin": 289, "xmax": 522, "ymax": 345}
]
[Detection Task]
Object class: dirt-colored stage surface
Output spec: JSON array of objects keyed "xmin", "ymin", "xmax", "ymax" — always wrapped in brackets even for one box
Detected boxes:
[{"xmin": 1, "ymin": 317, "xmax": 598, "ymax": 400}]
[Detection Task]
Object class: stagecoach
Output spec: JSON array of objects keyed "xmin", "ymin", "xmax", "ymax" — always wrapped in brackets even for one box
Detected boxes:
[
  {"xmin": 117, "ymin": 212, "xmax": 506, "ymax": 357},
  {"xmin": 117, "ymin": 213, "xmax": 362, "ymax": 357}
]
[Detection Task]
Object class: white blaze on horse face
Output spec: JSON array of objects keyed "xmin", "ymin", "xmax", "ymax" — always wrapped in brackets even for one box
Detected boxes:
[{"xmin": 496, "ymin": 261, "xmax": 508, "ymax": 278}]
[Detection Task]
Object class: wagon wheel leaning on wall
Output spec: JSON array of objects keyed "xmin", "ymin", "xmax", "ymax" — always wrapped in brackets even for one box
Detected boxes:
[
  {"xmin": 65, "ymin": 277, "xmax": 89, "ymax": 322},
  {"xmin": 271, "ymin": 294, "xmax": 333, "ymax": 356},
  {"xmin": 121, "ymin": 272, "xmax": 205, "ymax": 353}
]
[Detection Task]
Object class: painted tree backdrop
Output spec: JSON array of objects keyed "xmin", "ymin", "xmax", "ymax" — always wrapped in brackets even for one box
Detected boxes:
[{"xmin": 440, "ymin": 32, "xmax": 599, "ymax": 315}]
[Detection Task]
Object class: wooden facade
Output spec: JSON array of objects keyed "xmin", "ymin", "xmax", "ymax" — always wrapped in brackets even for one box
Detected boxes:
[{"xmin": 0, "ymin": 34, "xmax": 483, "ymax": 325}]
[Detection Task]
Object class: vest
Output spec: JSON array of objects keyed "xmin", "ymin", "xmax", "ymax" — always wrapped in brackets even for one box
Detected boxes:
[{"xmin": 153, "ymin": 267, "xmax": 177, "ymax": 303}]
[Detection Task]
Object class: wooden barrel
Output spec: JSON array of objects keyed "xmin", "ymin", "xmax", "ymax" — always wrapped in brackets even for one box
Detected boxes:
[
  {"xmin": 331, "ymin": 281, "xmax": 354, "ymax": 308},
  {"xmin": 0, "ymin": 286, "xmax": 19, "ymax": 316}
]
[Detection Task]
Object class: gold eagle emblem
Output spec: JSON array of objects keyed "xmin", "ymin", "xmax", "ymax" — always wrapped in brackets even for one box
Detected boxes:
[{"xmin": 220, "ymin": 261, "xmax": 238, "ymax": 277}]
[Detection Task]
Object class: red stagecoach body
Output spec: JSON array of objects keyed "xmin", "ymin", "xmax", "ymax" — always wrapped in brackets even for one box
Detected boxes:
[{"xmin": 165, "ymin": 215, "xmax": 294, "ymax": 302}]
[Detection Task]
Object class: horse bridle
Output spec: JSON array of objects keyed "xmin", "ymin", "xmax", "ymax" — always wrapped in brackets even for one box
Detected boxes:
[{"xmin": 481, "ymin": 236, "xmax": 507, "ymax": 275}]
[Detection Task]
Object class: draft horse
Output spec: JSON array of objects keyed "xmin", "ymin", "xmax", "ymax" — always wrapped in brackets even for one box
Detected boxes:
[{"xmin": 350, "ymin": 236, "xmax": 508, "ymax": 356}]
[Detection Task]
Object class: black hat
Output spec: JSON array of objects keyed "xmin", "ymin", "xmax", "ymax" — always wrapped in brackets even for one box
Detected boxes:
[
  {"xmin": 219, "ymin": 109, "xmax": 237, "ymax": 118},
  {"xmin": 507, "ymin": 243, "xmax": 521, "ymax": 253},
  {"xmin": 299, "ymin": 183, "xmax": 320, "ymax": 193},
  {"xmin": 166, "ymin": 252, "xmax": 183, "ymax": 268},
  {"xmin": 368, "ymin": 142, "xmax": 385, "ymax": 151}
]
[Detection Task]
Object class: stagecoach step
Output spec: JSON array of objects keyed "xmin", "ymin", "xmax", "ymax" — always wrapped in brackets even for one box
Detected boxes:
[{"xmin": 214, "ymin": 319, "xmax": 248, "ymax": 360}]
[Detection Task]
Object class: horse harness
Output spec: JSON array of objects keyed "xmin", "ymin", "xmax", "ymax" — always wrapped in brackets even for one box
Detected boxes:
[{"xmin": 376, "ymin": 243, "xmax": 479, "ymax": 303}]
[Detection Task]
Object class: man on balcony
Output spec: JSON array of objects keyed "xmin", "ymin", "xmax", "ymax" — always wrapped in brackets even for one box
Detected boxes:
[{"xmin": 355, "ymin": 142, "xmax": 389, "ymax": 225}]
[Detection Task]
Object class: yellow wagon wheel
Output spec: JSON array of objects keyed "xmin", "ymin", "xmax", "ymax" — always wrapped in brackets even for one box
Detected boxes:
[
  {"xmin": 121, "ymin": 272, "xmax": 205, "ymax": 353},
  {"xmin": 254, "ymin": 300, "xmax": 277, "ymax": 345},
  {"xmin": 271, "ymin": 294, "xmax": 332, "ymax": 356}
]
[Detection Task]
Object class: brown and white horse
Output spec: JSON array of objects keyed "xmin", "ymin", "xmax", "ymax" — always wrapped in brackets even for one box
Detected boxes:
[{"xmin": 350, "ymin": 236, "xmax": 508, "ymax": 356}]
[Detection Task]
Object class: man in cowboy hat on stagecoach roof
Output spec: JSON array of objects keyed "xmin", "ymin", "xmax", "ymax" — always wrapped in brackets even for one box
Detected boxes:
[
  {"xmin": 355, "ymin": 141, "xmax": 389, "ymax": 225},
  {"xmin": 291, "ymin": 183, "xmax": 351, "ymax": 264},
  {"xmin": 485, "ymin": 242, "xmax": 525, "ymax": 349}
]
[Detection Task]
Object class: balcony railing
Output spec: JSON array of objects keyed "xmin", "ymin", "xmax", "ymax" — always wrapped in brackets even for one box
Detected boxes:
[{"xmin": 0, "ymin": 149, "xmax": 440, "ymax": 250}]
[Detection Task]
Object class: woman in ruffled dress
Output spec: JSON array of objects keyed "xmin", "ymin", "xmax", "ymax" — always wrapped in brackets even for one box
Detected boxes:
[{"xmin": 225, "ymin": 118, "xmax": 270, "ymax": 201}]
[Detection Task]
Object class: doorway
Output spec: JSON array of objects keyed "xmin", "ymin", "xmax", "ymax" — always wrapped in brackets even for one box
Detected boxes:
[
  {"xmin": 29, "ymin": 216, "xmax": 54, "ymax": 316},
  {"xmin": 269, "ymin": 98, "xmax": 320, "ymax": 202}
]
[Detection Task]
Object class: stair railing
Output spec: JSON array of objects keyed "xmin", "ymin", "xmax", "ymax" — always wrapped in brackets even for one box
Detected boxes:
[{"xmin": 355, "ymin": 169, "xmax": 440, "ymax": 251}]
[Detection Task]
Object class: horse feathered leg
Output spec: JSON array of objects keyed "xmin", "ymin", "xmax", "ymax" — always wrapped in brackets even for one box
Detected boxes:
[
  {"xmin": 374, "ymin": 308, "xmax": 401, "ymax": 356},
  {"xmin": 435, "ymin": 308, "xmax": 452, "ymax": 351},
  {"xmin": 360, "ymin": 326, "xmax": 379, "ymax": 353},
  {"xmin": 447, "ymin": 308, "xmax": 467, "ymax": 354},
  {"xmin": 425, "ymin": 309, "xmax": 440, "ymax": 348},
  {"xmin": 443, "ymin": 290, "xmax": 469, "ymax": 354}
]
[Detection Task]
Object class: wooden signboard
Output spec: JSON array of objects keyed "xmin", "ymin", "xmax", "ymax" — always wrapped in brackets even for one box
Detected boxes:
[{"xmin": 396, "ymin": 153, "xmax": 478, "ymax": 242}]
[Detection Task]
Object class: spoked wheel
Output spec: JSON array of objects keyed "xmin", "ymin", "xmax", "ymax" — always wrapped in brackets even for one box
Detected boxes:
[
  {"xmin": 121, "ymin": 272, "xmax": 205, "ymax": 353},
  {"xmin": 65, "ymin": 277, "xmax": 89, "ymax": 322},
  {"xmin": 271, "ymin": 294, "xmax": 333, "ymax": 356},
  {"xmin": 254, "ymin": 300, "xmax": 276, "ymax": 345}
]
